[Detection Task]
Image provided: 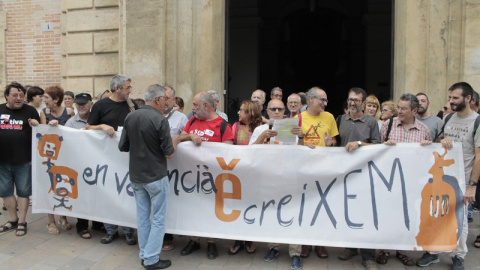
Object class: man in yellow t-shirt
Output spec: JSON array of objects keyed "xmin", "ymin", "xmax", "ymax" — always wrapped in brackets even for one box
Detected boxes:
[
  {"xmin": 295, "ymin": 87, "xmax": 339, "ymax": 147},
  {"xmin": 290, "ymin": 86, "xmax": 338, "ymax": 263}
]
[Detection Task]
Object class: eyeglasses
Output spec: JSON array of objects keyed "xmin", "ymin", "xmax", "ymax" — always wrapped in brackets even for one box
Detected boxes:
[
  {"xmin": 396, "ymin": 106, "xmax": 411, "ymax": 112},
  {"xmin": 347, "ymin": 98, "xmax": 362, "ymax": 103},
  {"xmin": 381, "ymin": 109, "xmax": 391, "ymax": 113},
  {"xmin": 268, "ymin": 107, "xmax": 285, "ymax": 112},
  {"xmin": 313, "ymin": 96, "xmax": 328, "ymax": 103}
]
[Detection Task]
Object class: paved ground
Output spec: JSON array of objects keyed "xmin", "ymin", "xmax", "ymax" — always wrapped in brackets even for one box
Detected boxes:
[{"xmin": 1, "ymin": 206, "xmax": 480, "ymax": 270}]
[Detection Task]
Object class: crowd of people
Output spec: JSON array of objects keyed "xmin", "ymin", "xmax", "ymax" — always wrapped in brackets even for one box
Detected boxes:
[{"xmin": 0, "ymin": 75, "xmax": 479, "ymax": 270}]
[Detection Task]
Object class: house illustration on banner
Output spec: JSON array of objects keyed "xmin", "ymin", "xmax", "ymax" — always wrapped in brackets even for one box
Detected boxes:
[{"xmin": 36, "ymin": 133, "xmax": 78, "ymax": 211}]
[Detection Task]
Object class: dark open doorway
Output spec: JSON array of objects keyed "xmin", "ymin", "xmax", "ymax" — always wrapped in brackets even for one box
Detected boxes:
[{"xmin": 226, "ymin": 0, "xmax": 392, "ymax": 122}]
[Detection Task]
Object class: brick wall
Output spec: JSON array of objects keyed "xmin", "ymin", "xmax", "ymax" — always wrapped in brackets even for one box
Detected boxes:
[{"xmin": 1, "ymin": 0, "xmax": 61, "ymax": 89}]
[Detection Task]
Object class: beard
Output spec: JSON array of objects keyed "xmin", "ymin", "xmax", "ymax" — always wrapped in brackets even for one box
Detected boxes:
[
  {"xmin": 417, "ymin": 106, "xmax": 427, "ymax": 114},
  {"xmin": 349, "ymin": 106, "xmax": 359, "ymax": 114},
  {"xmin": 451, "ymin": 99, "xmax": 466, "ymax": 112}
]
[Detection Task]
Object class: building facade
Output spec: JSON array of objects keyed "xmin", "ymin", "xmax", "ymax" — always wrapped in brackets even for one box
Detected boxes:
[{"xmin": 0, "ymin": 0, "xmax": 479, "ymax": 114}]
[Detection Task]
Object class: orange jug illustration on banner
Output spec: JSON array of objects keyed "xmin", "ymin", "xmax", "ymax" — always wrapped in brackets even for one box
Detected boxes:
[{"xmin": 415, "ymin": 149, "xmax": 464, "ymax": 251}]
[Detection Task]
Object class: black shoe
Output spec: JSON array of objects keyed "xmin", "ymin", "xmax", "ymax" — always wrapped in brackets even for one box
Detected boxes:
[
  {"xmin": 207, "ymin": 242, "xmax": 218, "ymax": 260},
  {"xmin": 452, "ymin": 256, "xmax": 464, "ymax": 270},
  {"xmin": 100, "ymin": 232, "xmax": 119, "ymax": 244},
  {"xmin": 91, "ymin": 223, "xmax": 106, "ymax": 233},
  {"xmin": 180, "ymin": 240, "xmax": 200, "ymax": 256},
  {"xmin": 144, "ymin": 259, "xmax": 171, "ymax": 270},
  {"xmin": 125, "ymin": 233, "xmax": 136, "ymax": 245}
]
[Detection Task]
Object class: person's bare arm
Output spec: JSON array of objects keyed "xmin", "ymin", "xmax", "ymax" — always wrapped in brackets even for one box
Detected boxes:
[
  {"xmin": 345, "ymin": 141, "xmax": 375, "ymax": 152},
  {"xmin": 179, "ymin": 131, "xmax": 203, "ymax": 146},
  {"xmin": 85, "ymin": 124, "xmax": 116, "ymax": 137},
  {"xmin": 252, "ymin": 130, "xmax": 277, "ymax": 145},
  {"xmin": 465, "ymin": 147, "xmax": 480, "ymax": 204}
]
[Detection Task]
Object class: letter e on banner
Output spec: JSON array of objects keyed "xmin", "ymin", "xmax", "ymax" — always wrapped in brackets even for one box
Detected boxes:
[
  {"xmin": 215, "ymin": 173, "xmax": 241, "ymax": 222},
  {"xmin": 215, "ymin": 157, "xmax": 242, "ymax": 222}
]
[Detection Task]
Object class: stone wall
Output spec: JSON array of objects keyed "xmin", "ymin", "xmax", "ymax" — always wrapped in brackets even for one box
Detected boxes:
[
  {"xmin": 61, "ymin": 0, "xmax": 119, "ymax": 98},
  {"xmin": 393, "ymin": 0, "xmax": 480, "ymax": 113},
  {"xmin": 61, "ymin": 0, "xmax": 226, "ymax": 111},
  {"xmin": 120, "ymin": 0, "xmax": 226, "ymax": 111}
]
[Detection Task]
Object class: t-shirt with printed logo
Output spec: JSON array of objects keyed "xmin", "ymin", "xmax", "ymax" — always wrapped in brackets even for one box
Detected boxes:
[
  {"xmin": 183, "ymin": 115, "xmax": 234, "ymax": 142},
  {"xmin": 298, "ymin": 111, "xmax": 339, "ymax": 147},
  {"xmin": 0, "ymin": 103, "xmax": 40, "ymax": 163}
]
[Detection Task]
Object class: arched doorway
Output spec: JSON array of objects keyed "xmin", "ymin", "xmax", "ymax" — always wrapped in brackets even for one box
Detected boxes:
[{"xmin": 227, "ymin": 0, "xmax": 392, "ymax": 122}]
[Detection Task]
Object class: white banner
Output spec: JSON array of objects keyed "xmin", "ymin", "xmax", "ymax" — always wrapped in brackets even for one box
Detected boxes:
[{"xmin": 32, "ymin": 125, "xmax": 466, "ymax": 251}]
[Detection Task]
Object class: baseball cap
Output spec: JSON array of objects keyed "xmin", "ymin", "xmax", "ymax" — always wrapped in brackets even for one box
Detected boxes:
[{"xmin": 74, "ymin": 93, "xmax": 92, "ymax": 104}]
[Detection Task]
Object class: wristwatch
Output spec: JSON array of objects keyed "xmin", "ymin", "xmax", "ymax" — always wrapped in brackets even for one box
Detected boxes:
[
  {"xmin": 469, "ymin": 180, "xmax": 477, "ymax": 186},
  {"xmin": 357, "ymin": 141, "xmax": 362, "ymax": 147}
]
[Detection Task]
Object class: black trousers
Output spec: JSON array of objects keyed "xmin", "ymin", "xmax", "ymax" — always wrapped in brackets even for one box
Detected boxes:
[{"xmin": 76, "ymin": 219, "xmax": 103, "ymax": 233}]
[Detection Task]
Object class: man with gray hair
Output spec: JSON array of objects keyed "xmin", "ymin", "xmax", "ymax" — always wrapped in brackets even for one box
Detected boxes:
[
  {"xmin": 187, "ymin": 90, "xmax": 228, "ymax": 121},
  {"xmin": 377, "ymin": 93, "xmax": 431, "ymax": 267},
  {"xmin": 66, "ymin": 93, "xmax": 104, "ymax": 239},
  {"xmin": 271, "ymin": 87, "xmax": 283, "ymax": 101},
  {"xmin": 163, "ymin": 85, "xmax": 188, "ymax": 138},
  {"xmin": 161, "ymin": 84, "xmax": 187, "ymax": 251},
  {"xmin": 251, "ymin": 89, "xmax": 269, "ymax": 122},
  {"xmin": 286, "ymin": 93, "xmax": 302, "ymax": 118},
  {"xmin": 119, "ymin": 84, "xmax": 175, "ymax": 269},
  {"xmin": 86, "ymin": 74, "xmax": 137, "ymax": 245},
  {"xmin": 179, "ymin": 91, "xmax": 233, "ymax": 259}
]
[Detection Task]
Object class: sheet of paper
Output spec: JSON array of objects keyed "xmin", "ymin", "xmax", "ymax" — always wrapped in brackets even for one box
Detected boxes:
[{"xmin": 270, "ymin": 118, "xmax": 299, "ymax": 145}]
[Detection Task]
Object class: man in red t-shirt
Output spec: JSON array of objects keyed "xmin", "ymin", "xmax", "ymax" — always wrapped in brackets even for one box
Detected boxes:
[
  {"xmin": 178, "ymin": 91, "xmax": 233, "ymax": 260},
  {"xmin": 180, "ymin": 91, "xmax": 233, "ymax": 145}
]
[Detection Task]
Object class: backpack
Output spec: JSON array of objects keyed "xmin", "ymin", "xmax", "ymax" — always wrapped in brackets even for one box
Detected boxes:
[
  {"xmin": 126, "ymin": 98, "xmax": 136, "ymax": 112},
  {"xmin": 436, "ymin": 113, "xmax": 480, "ymax": 141},
  {"xmin": 385, "ymin": 117, "xmax": 395, "ymax": 141}
]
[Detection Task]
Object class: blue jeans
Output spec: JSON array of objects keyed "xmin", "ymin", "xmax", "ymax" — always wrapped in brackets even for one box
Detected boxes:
[
  {"xmin": 131, "ymin": 176, "xmax": 169, "ymax": 266},
  {"xmin": 0, "ymin": 162, "xmax": 32, "ymax": 198},
  {"xmin": 103, "ymin": 223, "xmax": 134, "ymax": 235}
]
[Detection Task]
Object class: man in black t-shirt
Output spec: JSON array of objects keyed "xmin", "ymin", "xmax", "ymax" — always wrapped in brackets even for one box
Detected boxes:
[
  {"xmin": 0, "ymin": 82, "xmax": 40, "ymax": 236},
  {"xmin": 86, "ymin": 74, "xmax": 137, "ymax": 245}
]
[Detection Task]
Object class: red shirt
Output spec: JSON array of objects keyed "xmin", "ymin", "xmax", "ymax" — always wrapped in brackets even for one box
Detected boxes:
[{"xmin": 183, "ymin": 115, "xmax": 234, "ymax": 142}]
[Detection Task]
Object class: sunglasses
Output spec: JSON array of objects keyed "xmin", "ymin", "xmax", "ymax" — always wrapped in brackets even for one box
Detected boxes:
[{"xmin": 268, "ymin": 107, "xmax": 285, "ymax": 112}]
